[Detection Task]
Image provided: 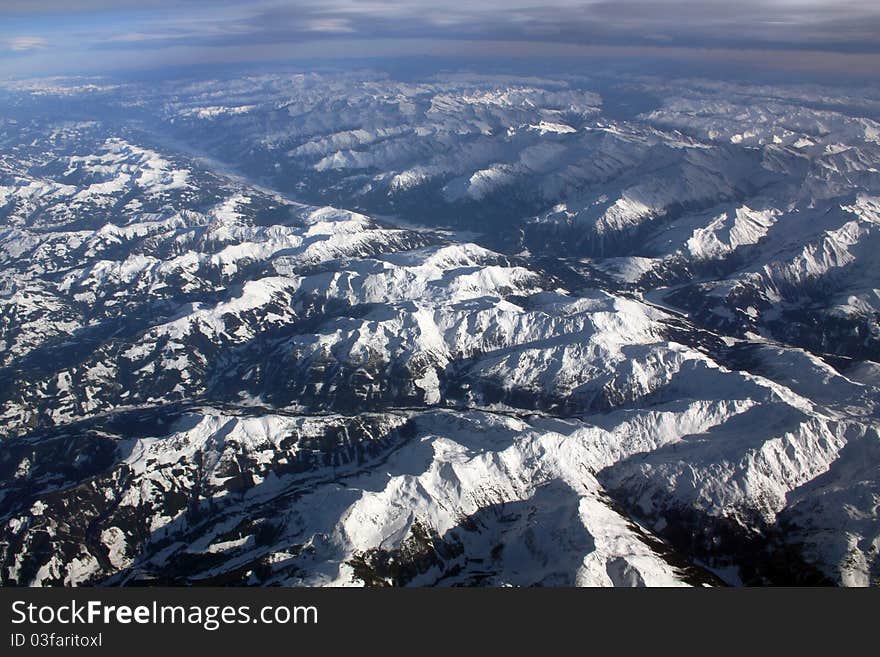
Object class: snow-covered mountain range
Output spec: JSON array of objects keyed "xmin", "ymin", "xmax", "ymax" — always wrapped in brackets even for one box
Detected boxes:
[{"xmin": 0, "ymin": 71, "xmax": 878, "ymax": 586}]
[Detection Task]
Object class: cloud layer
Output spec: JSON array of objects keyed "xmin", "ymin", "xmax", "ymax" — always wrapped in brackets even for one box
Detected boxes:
[{"xmin": 2, "ymin": 1, "xmax": 880, "ymax": 76}]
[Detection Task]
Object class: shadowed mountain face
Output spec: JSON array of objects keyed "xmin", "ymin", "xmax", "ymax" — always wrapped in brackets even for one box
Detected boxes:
[{"xmin": 0, "ymin": 71, "xmax": 878, "ymax": 587}]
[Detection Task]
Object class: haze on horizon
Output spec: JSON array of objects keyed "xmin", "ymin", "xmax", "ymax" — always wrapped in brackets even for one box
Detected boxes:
[{"xmin": 2, "ymin": 0, "xmax": 880, "ymax": 79}]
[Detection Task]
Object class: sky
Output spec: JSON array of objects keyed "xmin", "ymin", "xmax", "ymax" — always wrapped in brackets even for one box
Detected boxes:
[{"xmin": 2, "ymin": 0, "xmax": 880, "ymax": 78}]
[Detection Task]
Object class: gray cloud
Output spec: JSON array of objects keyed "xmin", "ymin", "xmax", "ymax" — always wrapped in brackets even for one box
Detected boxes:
[
  {"xmin": 123, "ymin": 1, "xmax": 880, "ymax": 52},
  {"xmin": 3, "ymin": 1, "xmax": 880, "ymax": 76}
]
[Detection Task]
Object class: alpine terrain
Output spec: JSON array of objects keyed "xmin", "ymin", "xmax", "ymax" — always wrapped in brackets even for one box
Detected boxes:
[{"xmin": 0, "ymin": 70, "xmax": 878, "ymax": 587}]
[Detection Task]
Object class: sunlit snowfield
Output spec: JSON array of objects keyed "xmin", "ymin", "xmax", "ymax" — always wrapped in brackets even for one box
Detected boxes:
[{"xmin": 1, "ymin": 70, "xmax": 879, "ymax": 586}]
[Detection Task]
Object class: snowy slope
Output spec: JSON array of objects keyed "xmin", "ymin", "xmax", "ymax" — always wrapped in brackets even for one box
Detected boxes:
[{"xmin": 1, "ymin": 72, "xmax": 879, "ymax": 587}]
